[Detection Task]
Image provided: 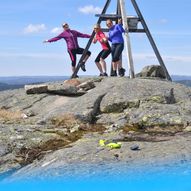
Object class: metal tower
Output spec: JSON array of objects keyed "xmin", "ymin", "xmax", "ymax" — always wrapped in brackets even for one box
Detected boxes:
[{"xmin": 71, "ymin": 0, "xmax": 171, "ymax": 81}]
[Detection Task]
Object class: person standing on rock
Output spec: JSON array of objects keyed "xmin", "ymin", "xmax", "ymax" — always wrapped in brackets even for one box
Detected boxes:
[
  {"xmin": 43, "ymin": 23, "xmax": 91, "ymax": 77},
  {"xmin": 93, "ymin": 24, "xmax": 111, "ymax": 77},
  {"xmin": 106, "ymin": 19, "xmax": 126, "ymax": 77}
]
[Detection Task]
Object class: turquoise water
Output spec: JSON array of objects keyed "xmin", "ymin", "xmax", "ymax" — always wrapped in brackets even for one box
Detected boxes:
[
  {"xmin": 1, "ymin": 174, "xmax": 191, "ymax": 191},
  {"xmin": 1, "ymin": 163, "xmax": 191, "ymax": 191}
]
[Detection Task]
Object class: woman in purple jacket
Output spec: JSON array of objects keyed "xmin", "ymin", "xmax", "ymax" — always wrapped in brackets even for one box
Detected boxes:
[
  {"xmin": 44, "ymin": 23, "xmax": 91, "ymax": 76},
  {"xmin": 106, "ymin": 19, "xmax": 126, "ymax": 77}
]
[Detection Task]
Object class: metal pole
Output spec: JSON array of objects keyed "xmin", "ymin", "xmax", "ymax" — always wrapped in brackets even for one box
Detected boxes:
[
  {"xmin": 117, "ymin": 0, "xmax": 123, "ymax": 76},
  {"xmin": 131, "ymin": 0, "xmax": 172, "ymax": 81},
  {"xmin": 109, "ymin": 0, "xmax": 121, "ymax": 76},
  {"xmin": 119, "ymin": 0, "xmax": 135, "ymax": 78}
]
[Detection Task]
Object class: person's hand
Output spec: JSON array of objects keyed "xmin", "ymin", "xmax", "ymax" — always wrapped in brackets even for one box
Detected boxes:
[
  {"xmin": 93, "ymin": 37, "xmax": 97, "ymax": 44},
  {"xmin": 101, "ymin": 38, "xmax": 107, "ymax": 43},
  {"xmin": 118, "ymin": 18, "xmax": 122, "ymax": 24},
  {"xmin": 125, "ymin": 28, "xmax": 129, "ymax": 33}
]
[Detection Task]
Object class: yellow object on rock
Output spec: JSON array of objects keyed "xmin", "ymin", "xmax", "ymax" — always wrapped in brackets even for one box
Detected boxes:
[
  {"xmin": 99, "ymin": 139, "xmax": 121, "ymax": 149},
  {"xmin": 99, "ymin": 139, "xmax": 106, "ymax": 146}
]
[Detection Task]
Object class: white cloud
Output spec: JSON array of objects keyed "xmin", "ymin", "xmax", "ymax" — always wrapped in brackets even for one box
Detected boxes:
[
  {"xmin": 24, "ymin": 24, "xmax": 46, "ymax": 34},
  {"xmin": 159, "ymin": 19, "xmax": 168, "ymax": 24},
  {"xmin": 78, "ymin": 5, "xmax": 102, "ymax": 15},
  {"xmin": 50, "ymin": 27, "xmax": 63, "ymax": 34}
]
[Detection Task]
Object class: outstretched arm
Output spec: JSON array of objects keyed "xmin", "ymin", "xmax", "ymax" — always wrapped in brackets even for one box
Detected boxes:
[
  {"xmin": 76, "ymin": 31, "xmax": 91, "ymax": 38},
  {"xmin": 44, "ymin": 33, "xmax": 64, "ymax": 43}
]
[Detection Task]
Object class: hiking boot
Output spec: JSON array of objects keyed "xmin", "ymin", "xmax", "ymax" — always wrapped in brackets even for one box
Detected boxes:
[
  {"xmin": 110, "ymin": 70, "xmax": 117, "ymax": 76},
  {"xmin": 119, "ymin": 68, "xmax": 126, "ymax": 77},
  {"xmin": 100, "ymin": 72, "xmax": 108, "ymax": 77},
  {"xmin": 80, "ymin": 62, "xmax": 86, "ymax": 72},
  {"xmin": 73, "ymin": 74, "xmax": 79, "ymax": 78}
]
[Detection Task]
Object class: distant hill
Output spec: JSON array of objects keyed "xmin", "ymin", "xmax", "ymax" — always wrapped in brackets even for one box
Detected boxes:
[
  {"xmin": 0, "ymin": 82, "xmax": 23, "ymax": 91},
  {"xmin": 0, "ymin": 76, "xmax": 69, "ymax": 91},
  {"xmin": 171, "ymin": 75, "xmax": 191, "ymax": 87},
  {"xmin": 175, "ymin": 80, "xmax": 191, "ymax": 87},
  {"xmin": 0, "ymin": 75, "xmax": 191, "ymax": 92},
  {"xmin": 171, "ymin": 75, "xmax": 191, "ymax": 81},
  {"xmin": 0, "ymin": 76, "xmax": 69, "ymax": 85}
]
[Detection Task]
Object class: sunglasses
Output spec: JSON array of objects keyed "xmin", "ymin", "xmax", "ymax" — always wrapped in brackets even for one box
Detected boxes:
[{"xmin": 63, "ymin": 24, "xmax": 68, "ymax": 28}]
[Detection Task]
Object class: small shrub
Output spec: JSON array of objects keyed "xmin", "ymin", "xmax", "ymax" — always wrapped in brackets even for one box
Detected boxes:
[{"xmin": 0, "ymin": 109, "xmax": 22, "ymax": 121}]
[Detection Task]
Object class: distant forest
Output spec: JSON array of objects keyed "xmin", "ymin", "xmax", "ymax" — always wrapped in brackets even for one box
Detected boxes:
[{"xmin": 0, "ymin": 83, "xmax": 24, "ymax": 91}]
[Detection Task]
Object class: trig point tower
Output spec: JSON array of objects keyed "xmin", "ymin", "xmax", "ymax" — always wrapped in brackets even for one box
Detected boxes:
[{"xmin": 71, "ymin": 0, "xmax": 172, "ymax": 81}]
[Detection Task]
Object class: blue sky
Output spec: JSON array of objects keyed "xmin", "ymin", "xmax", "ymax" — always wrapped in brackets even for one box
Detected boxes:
[{"xmin": 0, "ymin": 0, "xmax": 191, "ymax": 76}]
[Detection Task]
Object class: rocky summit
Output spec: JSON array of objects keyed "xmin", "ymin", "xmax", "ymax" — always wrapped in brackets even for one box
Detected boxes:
[{"xmin": 1, "ymin": 76, "xmax": 191, "ymax": 180}]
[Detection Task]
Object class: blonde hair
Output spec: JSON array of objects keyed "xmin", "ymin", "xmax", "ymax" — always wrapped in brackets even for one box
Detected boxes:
[{"xmin": 94, "ymin": 24, "xmax": 100, "ymax": 29}]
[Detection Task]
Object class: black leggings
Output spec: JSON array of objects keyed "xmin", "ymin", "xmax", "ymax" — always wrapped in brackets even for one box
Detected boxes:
[
  {"xmin": 68, "ymin": 48, "xmax": 91, "ymax": 67},
  {"xmin": 111, "ymin": 43, "xmax": 124, "ymax": 62},
  {"xmin": 95, "ymin": 49, "xmax": 111, "ymax": 62}
]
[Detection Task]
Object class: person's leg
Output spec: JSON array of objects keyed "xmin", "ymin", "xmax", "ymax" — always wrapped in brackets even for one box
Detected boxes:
[
  {"xmin": 118, "ymin": 59, "xmax": 122, "ymax": 69},
  {"xmin": 115, "ymin": 43, "xmax": 124, "ymax": 69},
  {"xmin": 112, "ymin": 43, "xmax": 125, "ymax": 76},
  {"xmin": 100, "ymin": 58, "xmax": 107, "ymax": 73},
  {"xmin": 114, "ymin": 43, "xmax": 125, "ymax": 76},
  {"xmin": 117, "ymin": 59, "xmax": 125, "ymax": 74},
  {"xmin": 96, "ymin": 62, "xmax": 103, "ymax": 75},
  {"xmin": 100, "ymin": 49, "xmax": 111, "ymax": 75},
  {"xmin": 82, "ymin": 50, "xmax": 91, "ymax": 72},
  {"xmin": 68, "ymin": 49, "xmax": 77, "ymax": 73},
  {"xmin": 95, "ymin": 51, "xmax": 104, "ymax": 75},
  {"xmin": 83, "ymin": 50, "xmax": 91, "ymax": 63},
  {"xmin": 77, "ymin": 48, "xmax": 91, "ymax": 63},
  {"xmin": 111, "ymin": 44, "xmax": 118, "ymax": 76},
  {"xmin": 76, "ymin": 48, "xmax": 91, "ymax": 72}
]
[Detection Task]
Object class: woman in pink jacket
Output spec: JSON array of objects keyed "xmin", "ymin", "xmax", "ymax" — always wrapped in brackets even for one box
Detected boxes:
[
  {"xmin": 93, "ymin": 24, "xmax": 111, "ymax": 77},
  {"xmin": 44, "ymin": 23, "xmax": 91, "ymax": 76}
]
